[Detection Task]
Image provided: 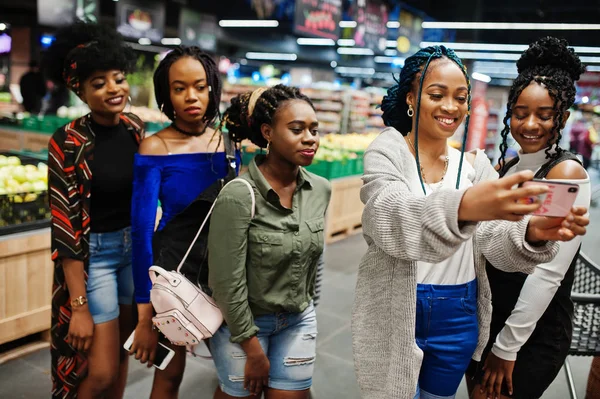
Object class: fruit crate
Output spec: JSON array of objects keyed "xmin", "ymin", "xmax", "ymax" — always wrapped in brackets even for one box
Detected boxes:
[
  {"xmin": 306, "ymin": 159, "xmax": 355, "ymax": 180},
  {"xmin": 354, "ymin": 151, "xmax": 364, "ymax": 175},
  {"xmin": 0, "ymin": 152, "xmax": 50, "ymax": 236},
  {"xmin": 21, "ymin": 116, "xmax": 71, "ymax": 133}
]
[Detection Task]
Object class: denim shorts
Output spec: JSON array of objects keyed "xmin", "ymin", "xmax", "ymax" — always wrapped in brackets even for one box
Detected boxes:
[
  {"xmin": 414, "ymin": 279, "xmax": 479, "ymax": 399},
  {"xmin": 210, "ymin": 302, "xmax": 317, "ymax": 397},
  {"xmin": 86, "ymin": 226, "xmax": 134, "ymax": 324}
]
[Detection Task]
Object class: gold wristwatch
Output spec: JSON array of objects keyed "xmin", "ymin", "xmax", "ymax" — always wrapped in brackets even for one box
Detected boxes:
[{"xmin": 71, "ymin": 296, "xmax": 88, "ymax": 308}]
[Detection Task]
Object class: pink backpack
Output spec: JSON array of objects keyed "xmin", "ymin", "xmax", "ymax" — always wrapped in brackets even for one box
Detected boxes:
[{"xmin": 149, "ymin": 179, "xmax": 255, "ymax": 346}]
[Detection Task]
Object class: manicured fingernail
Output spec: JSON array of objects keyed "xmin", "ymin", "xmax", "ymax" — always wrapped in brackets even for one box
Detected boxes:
[
  {"xmin": 567, "ymin": 215, "xmax": 574, "ymax": 221},
  {"xmin": 563, "ymin": 222, "xmax": 571, "ymax": 228}
]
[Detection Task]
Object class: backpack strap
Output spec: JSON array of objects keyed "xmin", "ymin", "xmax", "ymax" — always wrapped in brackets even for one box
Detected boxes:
[
  {"xmin": 498, "ymin": 157, "xmax": 520, "ymax": 178},
  {"xmin": 534, "ymin": 151, "xmax": 582, "ymax": 179},
  {"xmin": 175, "ymin": 178, "xmax": 255, "ymax": 274},
  {"xmin": 222, "ymin": 130, "xmax": 237, "ymax": 179}
]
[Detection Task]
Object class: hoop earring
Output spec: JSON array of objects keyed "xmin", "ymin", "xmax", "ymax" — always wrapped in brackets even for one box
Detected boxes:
[
  {"xmin": 407, "ymin": 105, "xmax": 414, "ymax": 117},
  {"xmin": 160, "ymin": 104, "xmax": 165, "ymax": 126}
]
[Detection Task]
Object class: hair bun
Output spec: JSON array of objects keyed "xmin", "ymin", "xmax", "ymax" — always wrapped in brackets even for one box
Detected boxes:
[{"xmin": 517, "ymin": 36, "xmax": 585, "ymax": 81}]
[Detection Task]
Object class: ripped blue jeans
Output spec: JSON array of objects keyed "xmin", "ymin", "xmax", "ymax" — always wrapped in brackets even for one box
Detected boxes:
[{"xmin": 210, "ymin": 302, "xmax": 317, "ymax": 397}]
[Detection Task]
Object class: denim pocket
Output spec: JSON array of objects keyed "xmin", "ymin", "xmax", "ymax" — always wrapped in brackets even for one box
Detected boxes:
[{"xmin": 461, "ymin": 296, "xmax": 477, "ymax": 315}]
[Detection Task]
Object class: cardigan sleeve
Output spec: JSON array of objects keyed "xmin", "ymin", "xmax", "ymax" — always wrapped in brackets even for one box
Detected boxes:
[{"xmin": 360, "ymin": 130, "xmax": 477, "ymax": 262}]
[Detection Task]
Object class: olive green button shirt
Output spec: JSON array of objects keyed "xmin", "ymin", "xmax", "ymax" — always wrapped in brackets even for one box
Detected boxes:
[{"xmin": 208, "ymin": 155, "xmax": 332, "ymax": 343}]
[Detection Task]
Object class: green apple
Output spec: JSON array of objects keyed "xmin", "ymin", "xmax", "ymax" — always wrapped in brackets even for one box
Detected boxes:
[
  {"xmin": 7, "ymin": 156, "xmax": 21, "ymax": 166},
  {"xmin": 33, "ymin": 181, "xmax": 47, "ymax": 192},
  {"xmin": 19, "ymin": 182, "xmax": 33, "ymax": 193},
  {"xmin": 11, "ymin": 166, "xmax": 27, "ymax": 183}
]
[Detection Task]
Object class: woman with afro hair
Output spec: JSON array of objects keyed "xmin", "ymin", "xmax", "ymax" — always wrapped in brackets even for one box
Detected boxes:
[
  {"xmin": 469, "ymin": 37, "xmax": 591, "ymax": 399},
  {"xmin": 44, "ymin": 21, "xmax": 143, "ymax": 398}
]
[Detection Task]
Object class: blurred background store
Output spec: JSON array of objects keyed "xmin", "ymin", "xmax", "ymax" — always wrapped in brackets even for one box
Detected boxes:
[{"xmin": 0, "ymin": 1, "xmax": 599, "ymax": 398}]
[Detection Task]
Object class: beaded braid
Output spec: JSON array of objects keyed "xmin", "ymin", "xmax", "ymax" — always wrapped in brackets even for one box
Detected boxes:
[
  {"xmin": 223, "ymin": 84, "xmax": 314, "ymax": 148},
  {"xmin": 153, "ymin": 46, "xmax": 222, "ymax": 127},
  {"xmin": 498, "ymin": 37, "xmax": 585, "ymax": 169},
  {"xmin": 382, "ymin": 45, "xmax": 472, "ymax": 195}
]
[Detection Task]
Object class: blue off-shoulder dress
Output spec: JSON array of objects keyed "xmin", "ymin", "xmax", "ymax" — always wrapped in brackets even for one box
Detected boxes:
[{"xmin": 131, "ymin": 151, "xmax": 236, "ymax": 304}]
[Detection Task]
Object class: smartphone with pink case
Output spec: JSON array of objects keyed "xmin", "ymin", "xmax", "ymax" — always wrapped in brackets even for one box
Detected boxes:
[{"xmin": 520, "ymin": 179, "xmax": 579, "ymax": 217}]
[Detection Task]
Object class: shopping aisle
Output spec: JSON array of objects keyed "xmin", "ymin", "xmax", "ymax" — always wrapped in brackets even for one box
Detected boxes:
[{"xmin": 0, "ymin": 171, "xmax": 598, "ymax": 398}]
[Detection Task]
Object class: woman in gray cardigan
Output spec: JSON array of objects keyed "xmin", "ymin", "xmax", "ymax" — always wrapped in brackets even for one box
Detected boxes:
[{"xmin": 351, "ymin": 46, "xmax": 589, "ymax": 399}]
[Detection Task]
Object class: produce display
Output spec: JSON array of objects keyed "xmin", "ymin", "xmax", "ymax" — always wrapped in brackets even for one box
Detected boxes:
[
  {"xmin": 0, "ymin": 155, "xmax": 47, "ymax": 199},
  {"xmin": 0, "ymin": 153, "xmax": 50, "ymax": 233}
]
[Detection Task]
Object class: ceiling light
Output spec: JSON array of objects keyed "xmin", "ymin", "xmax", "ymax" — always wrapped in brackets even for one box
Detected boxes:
[
  {"xmin": 384, "ymin": 49, "xmax": 398, "ymax": 56},
  {"xmin": 472, "ymin": 72, "xmax": 492, "ymax": 83},
  {"xmin": 219, "ymin": 20, "xmax": 279, "ymax": 28},
  {"xmin": 161, "ymin": 38, "xmax": 181, "ymax": 45},
  {"xmin": 297, "ymin": 38, "xmax": 335, "ymax": 46},
  {"xmin": 374, "ymin": 56, "xmax": 394, "ymax": 63},
  {"xmin": 421, "ymin": 41, "xmax": 600, "ymax": 54},
  {"xmin": 138, "ymin": 38, "xmax": 151, "ymax": 45},
  {"xmin": 455, "ymin": 51, "xmax": 520, "ymax": 61},
  {"xmin": 330, "ymin": 61, "xmax": 337, "ymax": 68},
  {"xmin": 386, "ymin": 21, "xmax": 400, "ymax": 29},
  {"xmin": 587, "ymin": 66, "xmax": 600, "ymax": 72},
  {"xmin": 0, "ymin": 23, "xmax": 7, "ymax": 31},
  {"xmin": 335, "ymin": 66, "xmax": 375, "ymax": 75},
  {"xmin": 421, "ymin": 41, "xmax": 528, "ymax": 52},
  {"xmin": 386, "ymin": 40, "xmax": 397, "ymax": 48},
  {"xmin": 422, "ymin": 22, "xmax": 600, "ymax": 30},
  {"xmin": 337, "ymin": 47, "xmax": 374, "ymax": 55},
  {"xmin": 581, "ymin": 56, "xmax": 600, "ymax": 64},
  {"xmin": 337, "ymin": 39, "xmax": 355, "ymax": 46},
  {"xmin": 339, "ymin": 21, "xmax": 357, "ymax": 28},
  {"xmin": 245, "ymin": 52, "xmax": 297, "ymax": 61}
]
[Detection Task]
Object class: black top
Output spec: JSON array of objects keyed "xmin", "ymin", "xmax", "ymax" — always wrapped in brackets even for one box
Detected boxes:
[
  {"xmin": 88, "ymin": 118, "xmax": 139, "ymax": 233},
  {"xmin": 488, "ymin": 150, "xmax": 583, "ymax": 333}
]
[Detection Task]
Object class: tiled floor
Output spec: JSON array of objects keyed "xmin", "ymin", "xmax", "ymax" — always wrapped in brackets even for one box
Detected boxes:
[{"xmin": 1, "ymin": 170, "xmax": 599, "ymax": 399}]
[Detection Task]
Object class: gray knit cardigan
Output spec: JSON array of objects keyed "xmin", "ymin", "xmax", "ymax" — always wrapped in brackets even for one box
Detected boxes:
[{"xmin": 351, "ymin": 128, "xmax": 559, "ymax": 399}]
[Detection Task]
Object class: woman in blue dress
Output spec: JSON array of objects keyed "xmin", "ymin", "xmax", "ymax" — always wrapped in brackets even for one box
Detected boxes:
[{"xmin": 129, "ymin": 46, "xmax": 233, "ymax": 398}]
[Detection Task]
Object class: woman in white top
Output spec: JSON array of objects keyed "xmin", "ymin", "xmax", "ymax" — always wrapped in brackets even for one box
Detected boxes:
[
  {"xmin": 469, "ymin": 37, "xmax": 591, "ymax": 399},
  {"xmin": 351, "ymin": 45, "xmax": 589, "ymax": 399}
]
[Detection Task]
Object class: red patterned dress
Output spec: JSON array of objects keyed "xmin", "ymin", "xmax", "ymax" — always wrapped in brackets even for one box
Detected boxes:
[{"xmin": 48, "ymin": 113, "xmax": 144, "ymax": 398}]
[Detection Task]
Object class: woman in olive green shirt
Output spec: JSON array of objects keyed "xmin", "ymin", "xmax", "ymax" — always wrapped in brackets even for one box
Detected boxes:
[{"xmin": 208, "ymin": 84, "xmax": 331, "ymax": 399}]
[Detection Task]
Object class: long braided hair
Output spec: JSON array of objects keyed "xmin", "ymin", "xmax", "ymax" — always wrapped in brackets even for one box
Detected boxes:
[
  {"xmin": 153, "ymin": 46, "xmax": 222, "ymax": 127},
  {"xmin": 222, "ymin": 84, "xmax": 314, "ymax": 147},
  {"xmin": 498, "ymin": 37, "xmax": 585, "ymax": 168},
  {"xmin": 381, "ymin": 45, "xmax": 472, "ymax": 194}
]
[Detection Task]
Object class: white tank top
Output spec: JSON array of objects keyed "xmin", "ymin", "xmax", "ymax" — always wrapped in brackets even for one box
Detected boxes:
[{"xmin": 410, "ymin": 146, "xmax": 477, "ymax": 285}]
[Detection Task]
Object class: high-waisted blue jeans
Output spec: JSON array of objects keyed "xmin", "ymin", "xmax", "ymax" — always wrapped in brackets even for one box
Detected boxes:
[{"xmin": 415, "ymin": 279, "xmax": 479, "ymax": 399}]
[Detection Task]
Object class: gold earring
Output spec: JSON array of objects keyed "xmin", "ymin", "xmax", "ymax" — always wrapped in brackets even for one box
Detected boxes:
[
  {"xmin": 407, "ymin": 105, "xmax": 414, "ymax": 117},
  {"xmin": 266, "ymin": 141, "xmax": 270, "ymax": 154}
]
